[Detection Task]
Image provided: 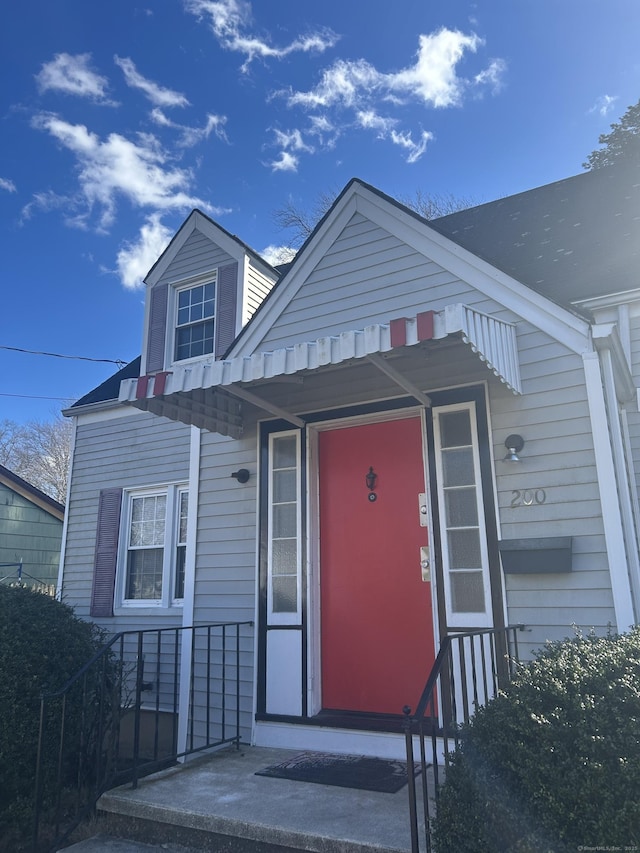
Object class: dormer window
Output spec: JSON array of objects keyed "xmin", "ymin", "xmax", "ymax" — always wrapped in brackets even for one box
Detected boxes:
[
  {"xmin": 175, "ymin": 279, "xmax": 216, "ymax": 361},
  {"xmin": 144, "ymin": 261, "xmax": 239, "ymax": 374}
]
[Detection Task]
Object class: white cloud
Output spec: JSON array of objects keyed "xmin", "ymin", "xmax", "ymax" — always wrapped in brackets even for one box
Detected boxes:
[
  {"xmin": 31, "ymin": 113, "xmax": 211, "ymax": 230},
  {"xmin": 284, "ymin": 29, "xmax": 501, "ymax": 112},
  {"xmin": 285, "ymin": 59, "xmax": 381, "ymax": 109},
  {"xmin": 269, "ymin": 127, "xmax": 314, "ymax": 172},
  {"xmin": 356, "ymin": 110, "xmax": 397, "ymax": 136},
  {"xmin": 389, "ymin": 30, "xmax": 481, "ymax": 107},
  {"xmin": 36, "ymin": 53, "xmax": 115, "ymax": 104},
  {"xmin": 272, "ymin": 27, "xmax": 504, "ymax": 166},
  {"xmin": 390, "ymin": 129, "xmax": 433, "ymax": 163},
  {"xmin": 184, "ymin": 0, "xmax": 339, "ymax": 71},
  {"xmin": 260, "ymin": 244, "xmax": 297, "ymax": 266},
  {"xmin": 114, "ymin": 56, "xmax": 190, "ymax": 108},
  {"xmin": 0, "ymin": 177, "xmax": 16, "ymax": 192},
  {"xmin": 270, "ymin": 151, "xmax": 298, "ymax": 172},
  {"xmin": 150, "ymin": 109, "xmax": 229, "ymax": 146},
  {"xmin": 116, "ymin": 213, "xmax": 173, "ymax": 289},
  {"xmin": 474, "ymin": 59, "xmax": 507, "ymax": 93},
  {"xmin": 589, "ymin": 94, "xmax": 618, "ymax": 117},
  {"xmin": 272, "ymin": 128, "xmax": 314, "ymax": 153}
]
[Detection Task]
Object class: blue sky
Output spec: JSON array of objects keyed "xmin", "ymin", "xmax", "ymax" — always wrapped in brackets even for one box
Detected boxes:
[{"xmin": 2, "ymin": 0, "xmax": 639, "ymax": 425}]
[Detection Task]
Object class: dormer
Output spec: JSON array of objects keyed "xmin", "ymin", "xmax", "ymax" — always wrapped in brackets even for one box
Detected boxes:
[{"xmin": 140, "ymin": 209, "xmax": 279, "ymax": 376}]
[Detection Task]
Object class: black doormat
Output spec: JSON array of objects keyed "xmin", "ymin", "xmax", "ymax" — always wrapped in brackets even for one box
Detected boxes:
[{"xmin": 255, "ymin": 751, "xmax": 419, "ymax": 794}]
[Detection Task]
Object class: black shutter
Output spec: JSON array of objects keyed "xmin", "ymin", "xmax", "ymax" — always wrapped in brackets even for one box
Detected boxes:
[
  {"xmin": 90, "ymin": 488, "xmax": 123, "ymax": 617},
  {"xmin": 215, "ymin": 262, "xmax": 238, "ymax": 357},
  {"xmin": 146, "ymin": 283, "xmax": 168, "ymax": 372}
]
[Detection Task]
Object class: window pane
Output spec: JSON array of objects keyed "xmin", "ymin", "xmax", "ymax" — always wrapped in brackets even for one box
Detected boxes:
[
  {"xmin": 174, "ymin": 545, "xmax": 186, "ymax": 599},
  {"xmin": 273, "ymin": 504, "xmax": 296, "ymax": 538},
  {"xmin": 273, "ymin": 436, "xmax": 297, "ymax": 469},
  {"xmin": 450, "ymin": 571, "xmax": 485, "ymax": 613},
  {"xmin": 178, "ymin": 492, "xmax": 188, "ymax": 544},
  {"xmin": 448, "ymin": 528, "xmax": 482, "ymax": 569},
  {"xmin": 126, "ymin": 549, "xmax": 163, "ymax": 599},
  {"xmin": 130, "ymin": 496, "xmax": 165, "ymax": 546},
  {"xmin": 190, "ymin": 302, "xmax": 203, "ymax": 322},
  {"xmin": 445, "ymin": 488, "xmax": 478, "ymax": 527},
  {"xmin": 273, "ymin": 469, "xmax": 296, "ymax": 503},
  {"xmin": 440, "ymin": 411, "xmax": 472, "ymax": 448},
  {"xmin": 272, "ymin": 539, "xmax": 297, "ymax": 574},
  {"xmin": 272, "ymin": 576, "xmax": 297, "ymax": 613},
  {"xmin": 442, "ymin": 448, "xmax": 474, "ymax": 487}
]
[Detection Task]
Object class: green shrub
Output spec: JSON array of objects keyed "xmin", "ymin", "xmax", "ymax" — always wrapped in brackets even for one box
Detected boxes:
[
  {"xmin": 432, "ymin": 628, "xmax": 640, "ymax": 852},
  {"xmin": 0, "ymin": 586, "xmax": 107, "ymax": 844}
]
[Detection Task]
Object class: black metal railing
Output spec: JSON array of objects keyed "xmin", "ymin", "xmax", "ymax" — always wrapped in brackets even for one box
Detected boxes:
[
  {"xmin": 31, "ymin": 621, "xmax": 253, "ymax": 853},
  {"xmin": 403, "ymin": 625, "xmax": 524, "ymax": 853}
]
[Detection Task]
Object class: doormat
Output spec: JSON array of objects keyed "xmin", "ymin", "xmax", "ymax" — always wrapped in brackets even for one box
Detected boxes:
[{"xmin": 255, "ymin": 751, "xmax": 420, "ymax": 794}]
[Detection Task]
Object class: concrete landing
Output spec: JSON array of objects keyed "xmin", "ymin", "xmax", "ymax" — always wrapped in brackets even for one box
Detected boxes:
[{"xmin": 70, "ymin": 746, "xmax": 431, "ymax": 853}]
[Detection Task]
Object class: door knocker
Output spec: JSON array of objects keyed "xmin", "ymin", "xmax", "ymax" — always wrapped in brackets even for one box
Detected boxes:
[{"xmin": 366, "ymin": 466, "xmax": 378, "ymax": 502}]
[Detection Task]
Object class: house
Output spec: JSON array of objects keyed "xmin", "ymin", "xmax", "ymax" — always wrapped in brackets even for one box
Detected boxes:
[
  {"xmin": 58, "ymin": 162, "xmax": 640, "ymax": 759},
  {"xmin": 0, "ymin": 464, "xmax": 64, "ymax": 591}
]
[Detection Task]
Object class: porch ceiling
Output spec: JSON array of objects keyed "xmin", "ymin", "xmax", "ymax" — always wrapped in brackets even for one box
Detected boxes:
[{"xmin": 118, "ymin": 303, "xmax": 522, "ymax": 437}]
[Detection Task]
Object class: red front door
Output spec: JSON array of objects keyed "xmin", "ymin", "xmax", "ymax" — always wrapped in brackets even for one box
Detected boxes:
[{"xmin": 319, "ymin": 416, "xmax": 435, "ymax": 715}]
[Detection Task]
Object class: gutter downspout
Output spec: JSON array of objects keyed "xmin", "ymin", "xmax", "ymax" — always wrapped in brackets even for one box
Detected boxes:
[
  {"xmin": 583, "ymin": 348, "xmax": 636, "ymax": 630},
  {"xmin": 176, "ymin": 425, "xmax": 201, "ymax": 758}
]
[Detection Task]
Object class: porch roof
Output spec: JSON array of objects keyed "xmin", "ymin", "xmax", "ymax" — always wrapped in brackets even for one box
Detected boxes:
[{"xmin": 118, "ymin": 303, "xmax": 521, "ymax": 437}]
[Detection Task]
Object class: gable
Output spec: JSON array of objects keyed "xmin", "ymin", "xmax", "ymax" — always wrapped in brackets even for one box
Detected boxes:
[
  {"xmin": 230, "ymin": 182, "xmax": 590, "ymax": 360},
  {"xmin": 255, "ymin": 210, "xmax": 496, "ymax": 350},
  {"xmin": 140, "ymin": 211, "xmax": 278, "ymax": 376}
]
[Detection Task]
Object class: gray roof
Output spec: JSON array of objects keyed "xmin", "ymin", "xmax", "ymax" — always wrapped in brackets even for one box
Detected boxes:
[{"xmin": 429, "ymin": 162, "xmax": 640, "ymax": 304}]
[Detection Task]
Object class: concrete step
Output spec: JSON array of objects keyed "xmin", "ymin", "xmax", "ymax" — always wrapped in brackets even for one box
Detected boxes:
[{"xmin": 87, "ymin": 746, "xmax": 422, "ymax": 853}]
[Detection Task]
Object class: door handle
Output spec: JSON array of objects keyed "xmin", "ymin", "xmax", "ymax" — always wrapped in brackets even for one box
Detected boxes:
[{"xmin": 420, "ymin": 546, "xmax": 431, "ymax": 582}]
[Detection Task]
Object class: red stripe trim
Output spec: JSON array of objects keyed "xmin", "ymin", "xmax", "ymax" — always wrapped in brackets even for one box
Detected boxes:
[
  {"xmin": 153, "ymin": 372, "xmax": 171, "ymax": 396},
  {"xmin": 135, "ymin": 375, "xmax": 150, "ymax": 400},
  {"xmin": 417, "ymin": 311, "xmax": 435, "ymax": 341},
  {"xmin": 389, "ymin": 318, "xmax": 408, "ymax": 348}
]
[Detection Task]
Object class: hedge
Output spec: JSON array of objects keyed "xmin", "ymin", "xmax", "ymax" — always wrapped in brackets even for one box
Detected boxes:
[{"xmin": 432, "ymin": 627, "xmax": 640, "ymax": 852}]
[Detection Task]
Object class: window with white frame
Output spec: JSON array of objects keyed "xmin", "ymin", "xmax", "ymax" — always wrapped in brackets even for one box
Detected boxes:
[
  {"xmin": 174, "ymin": 278, "xmax": 215, "ymax": 361},
  {"xmin": 120, "ymin": 485, "xmax": 188, "ymax": 607},
  {"xmin": 433, "ymin": 403, "xmax": 492, "ymax": 628},
  {"xmin": 267, "ymin": 432, "xmax": 302, "ymax": 624}
]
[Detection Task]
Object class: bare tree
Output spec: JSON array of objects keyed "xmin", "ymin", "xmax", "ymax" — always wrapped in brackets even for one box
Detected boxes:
[
  {"xmin": 272, "ymin": 186, "xmax": 477, "ymax": 251},
  {"xmin": 0, "ymin": 416, "xmax": 72, "ymax": 503}
]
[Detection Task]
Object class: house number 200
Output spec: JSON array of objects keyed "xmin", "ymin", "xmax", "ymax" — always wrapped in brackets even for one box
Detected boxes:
[{"xmin": 511, "ymin": 489, "xmax": 546, "ymax": 507}]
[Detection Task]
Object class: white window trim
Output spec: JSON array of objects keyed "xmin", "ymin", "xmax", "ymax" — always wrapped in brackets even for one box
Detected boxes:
[
  {"xmin": 433, "ymin": 401, "xmax": 493, "ymax": 629},
  {"xmin": 169, "ymin": 270, "xmax": 218, "ymax": 368},
  {"xmin": 115, "ymin": 483, "xmax": 189, "ymax": 611},
  {"xmin": 267, "ymin": 430, "xmax": 302, "ymax": 626}
]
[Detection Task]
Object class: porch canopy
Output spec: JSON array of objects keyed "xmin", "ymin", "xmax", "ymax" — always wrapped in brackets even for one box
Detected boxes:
[{"xmin": 118, "ymin": 303, "xmax": 521, "ymax": 438}]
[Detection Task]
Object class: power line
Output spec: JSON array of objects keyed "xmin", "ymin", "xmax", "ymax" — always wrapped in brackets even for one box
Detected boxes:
[
  {"xmin": 0, "ymin": 344, "xmax": 127, "ymax": 367},
  {"xmin": 0, "ymin": 392, "xmax": 75, "ymax": 402}
]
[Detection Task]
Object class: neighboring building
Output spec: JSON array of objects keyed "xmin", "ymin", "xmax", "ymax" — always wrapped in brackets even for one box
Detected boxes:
[
  {"xmin": 0, "ymin": 464, "xmax": 64, "ymax": 591},
  {"xmin": 59, "ymin": 163, "xmax": 640, "ymax": 757}
]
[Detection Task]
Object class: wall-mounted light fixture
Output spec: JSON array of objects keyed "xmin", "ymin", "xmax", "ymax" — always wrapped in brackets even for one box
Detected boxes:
[
  {"xmin": 231, "ymin": 468, "xmax": 250, "ymax": 484},
  {"xmin": 366, "ymin": 466, "xmax": 378, "ymax": 502},
  {"xmin": 504, "ymin": 435, "xmax": 525, "ymax": 463}
]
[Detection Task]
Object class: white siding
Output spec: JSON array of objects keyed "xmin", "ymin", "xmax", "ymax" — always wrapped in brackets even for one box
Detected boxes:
[
  {"xmin": 244, "ymin": 262, "xmax": 276, "ymax": 325},
  {"xmin": 62, "ymin": 409, "xmax": 191, "ymax": 630},
  {"xmin": 491, "ymin": 322, "xmax": 615, "ymax": 658},
  {"xmin": 157, "ymin": 230, "xmax": 234, "ymax": 285},
  {"xmin": 256, "ymin": 212, "xmax": 510, "ymax": 349},
  {"xmin": 191, "ymin": 427, "xmax": 259, "ymax": 741}
]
